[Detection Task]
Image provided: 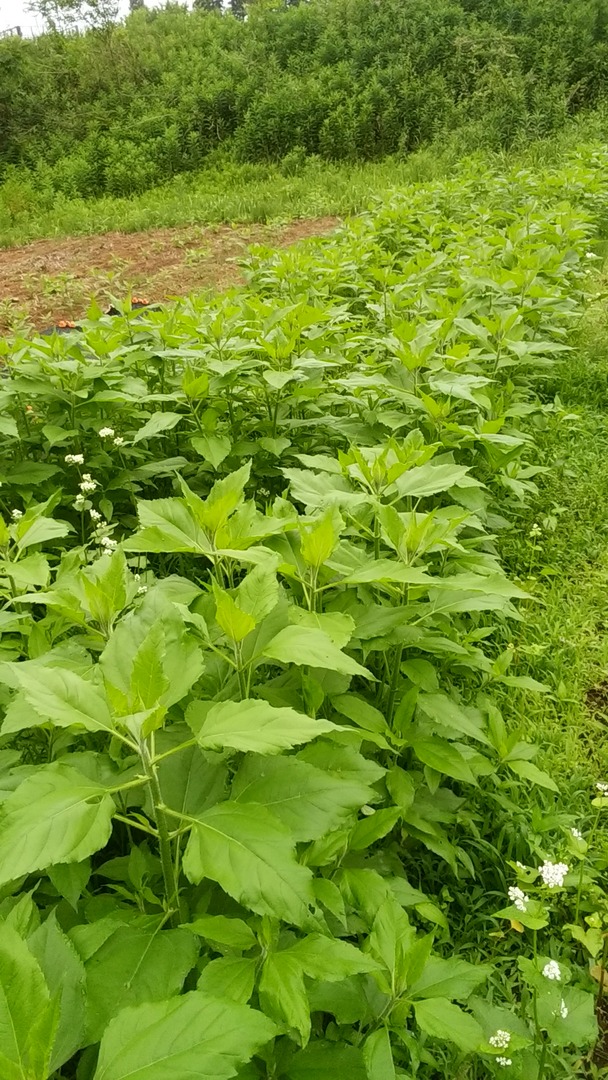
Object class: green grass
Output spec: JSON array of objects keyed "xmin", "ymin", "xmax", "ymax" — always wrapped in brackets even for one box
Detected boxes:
[
  {"xmin": 499, "ymin": 269, "xmax": 608, "ymax": 801},
  {"xmin": 3, "ymin": 105, "xmax": 608, "ymax": 251},
  {"xmin": 0, "ymin": 152, "xmax": 454, "ymax": 249}
]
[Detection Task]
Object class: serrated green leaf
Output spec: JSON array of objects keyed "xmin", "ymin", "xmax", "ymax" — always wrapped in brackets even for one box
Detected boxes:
[
  {"xmin": 193, "ymin": 698, "xmax": 335, "ymax": 755},
  {"xmin": 183, "ymin": 801, "xmax": 314, "ymax": 926},
  {"xmin": 94, "ymin": 992, "xmax": 276, "ymax": 1080}
]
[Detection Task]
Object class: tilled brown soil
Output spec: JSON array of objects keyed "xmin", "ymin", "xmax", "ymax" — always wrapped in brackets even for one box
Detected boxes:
[{"xmin": 0, "ymin": 216, "xmax": 338, "ymax": 331}]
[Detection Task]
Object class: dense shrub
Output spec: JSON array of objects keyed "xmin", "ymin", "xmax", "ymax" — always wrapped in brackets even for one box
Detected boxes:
[{"xmin": 1, "ymin": 0, "xmax": 607, "ymax": 200}]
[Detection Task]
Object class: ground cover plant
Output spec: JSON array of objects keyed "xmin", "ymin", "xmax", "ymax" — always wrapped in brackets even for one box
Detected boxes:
[{"xmin": 0, "ymin": 150, "xmax": 608, "ymax": 1079}]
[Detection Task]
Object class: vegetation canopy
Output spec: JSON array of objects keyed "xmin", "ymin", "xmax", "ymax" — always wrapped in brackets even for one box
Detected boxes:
[{"xmin": 0, "ymin": 148, "xmax": 607, "ymax": 1077}]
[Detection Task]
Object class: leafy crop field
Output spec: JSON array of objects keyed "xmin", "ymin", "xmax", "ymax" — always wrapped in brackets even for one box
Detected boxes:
[{"xmin": 1, "ymin": 149, "xmax": 608, "ymax": 1080}]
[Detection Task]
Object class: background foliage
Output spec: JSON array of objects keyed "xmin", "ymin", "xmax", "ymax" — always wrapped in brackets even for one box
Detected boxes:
[{"xmin": 1, "ymin": 0, "xmax": 608, "ymax": 204}]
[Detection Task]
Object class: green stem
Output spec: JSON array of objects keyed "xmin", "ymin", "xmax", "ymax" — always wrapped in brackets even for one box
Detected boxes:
[
  {"xmin": 537, "ymin": 1038, "xmax": 547, "ymax": 1079},
  {"xmin": 140, "ymin": 742, "xmax": 184, "ymax": 926}
]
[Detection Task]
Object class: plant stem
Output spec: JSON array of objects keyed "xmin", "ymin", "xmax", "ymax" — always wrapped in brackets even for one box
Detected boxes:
[{"xmin": 140, "ymin": 741, "xmax": 184, "ymax": 926}]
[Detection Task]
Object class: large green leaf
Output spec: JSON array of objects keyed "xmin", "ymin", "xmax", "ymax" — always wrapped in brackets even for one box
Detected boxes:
[
  {"xmin": 94, "ymin": 992, "xmax": 276, "ymax": 1080},
  {"xmin": 28, "ymin": 913, "xmax": 86, "ymax": 1072},
  {"xmin": 2, "ymin": 666, "xmax": 114, "ymax": 736},
  {"xmin": 286, "ymin": 934, "xmax": 380, "ymax": 981},
  {"xmin": 409, "ymin": 956, "xmax": 490, "ymax": 1000},
  {"xmin": 414, "ymin": 998, "xmax": 484, "ymax": 1052},
  {"xmin": 124, "ymin": 498, "xmax": 211, "ymax": 554},
  {"xmin": 362, "ymin": 1029, "xmax": 395, "ymax": 1080},
  {"xmin": 285, "ymin": 1041, "xmax": 367, "ymax": 1080},
  {"xmin": 192, "ymin": 699, "xmax": 335, "ymax": 755},
  {"xmin": 133, "ymin": 411, "xmax": 182, "ymax": 443},
  {"xmin": 183, "ymin": 801, "xmax": 314, "ymax": 926},
  {"xmin": 231, "ymin": 755, "xmax": 372, "ymax": 841},
  {"xmin": 84, "ymin": 925, "xmax": 198, "ymax": 1042},
  {"xmin": 0, "ymin": 923, "xmax": 56, "ymax": 1080},
  {"xmin": 262, "ymin": 625, "xmax": 372, "ymax": 679},
  {"xmin": 260, "ymin": 951, "xmax": 311, "ymax": 1045},
  {"xmin": 0, "ymin": 763, "xmax": 116, "ymax": 886}
]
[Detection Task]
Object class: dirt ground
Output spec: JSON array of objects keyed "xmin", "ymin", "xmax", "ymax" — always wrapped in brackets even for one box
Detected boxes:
[{"xmin": 0, "ymin": 216, "xmax": 338, "ymax": 332}]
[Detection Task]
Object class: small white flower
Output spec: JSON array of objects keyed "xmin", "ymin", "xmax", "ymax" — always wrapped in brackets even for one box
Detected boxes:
[
  {"xmin": 571, "ymin": 827, "xmax": 583, "ymax": 840},
  {"xmin": 542, "ymin": 960, "xmax": 561, "ymax": 981},
  {"xmin": 586, "ymin": 251, "xmax": 599, "ymax": 259},
  {"xmin": 74, "ymin": 494, "xmax": 86, "ymax": 510},
  {"xmin": 559, "ymin": 998, "xmax": 568, "ymax": 1019},
  {"xmin": 507, "ymin": 886, "xmax": 529, "ymax": 913},
  {"xmin": 89, "ymin": 509, "xmax": 102, "ymax": 522},
  {"xmin": 538, "ymin": 860, "xmax": 569, "ymax": 888},
  {"xmin": 496, "ymin": 1058, "xmax": 512, "ymax": 1068},
  {"xmin": 10, "ymin": 509, "xmax": 22, "ymax": 520},
  {"xmin": 134, "ymin": 573, "xmax": 141, "ymax": 581},
  {"xmin": 137, "ymin": 585, "xmax": 148, "ymax": 595},
  {"xmin": 529, "ymin": 522, "xmax": 542, "ymax": 538},
  {"xmin": 113, "ymin": 436, "xmax": 125, "ymax": 447},
  {"xmin": 596, "ymin": 782, "xmax": 608, "ymax": 793},
  {"xmin": 98, "ymin": 427, "xmax": 115, "ymax": 438},
  {"xmin": 79, "ymin": 473, "xmax": 97, "ymax": 494},
  {"xmin": 100, "ymin": 536, "xmax": 117, "ymax": 550},
  {"xmin": 65, "ymin": 453, "xmax": 85, "ymax": 465},
  {"xmin": 515, "ymin": 861, "xmax": 527, "ymax": 870},
  {"xmin": 489, "ymin": 1030, "xmax": 511, "ymax": 1050}
]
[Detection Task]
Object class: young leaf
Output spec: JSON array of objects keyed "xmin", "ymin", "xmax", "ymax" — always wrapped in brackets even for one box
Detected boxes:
[
  {"xmin": 2, "ymin": 666, "xmax": 114, "ymax": 736},
  {"xmin": 183, "ymin": 801, "xmax": 314, "ymax": 926},
  {"xmin": 94, "ymin": 992, "xmax": 276, "ymax": 1080},
  {"xmin": 184, "ymin": 916, "xmax": 257, "ymax": 952},
  {"xmin": 286, "ymin": 934, "xmax": 380, "ymax": 981}
]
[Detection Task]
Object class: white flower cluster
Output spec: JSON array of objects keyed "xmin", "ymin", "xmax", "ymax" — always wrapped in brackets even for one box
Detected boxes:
[
  {"xmin": 596, "ymin": 782, "xmax": 608, "ymax": 793},
  {"xmin": 89, "ymin": 509, "xmax": 102, "ymax": 522},
  {"xmin": 571, "ymin": 827, "xmax": 583, "ymax": 841},
  {"xmin": 507, "ymin": 886, "xmax": 529, "ymax": 913},
  {"xmin": 489, "ymin": 1030, "xmax": 511, "ymax": 1050},
  {"xmin": 538, "ymin": 860, "xmax": 568, "ymax": 888},
  {"xmin": 114, "ymin": 436, "xmax": 125, "ymax": 447},
  {"xmin": 79, "ymin": 473, "xmax": 97, "ymax": 494},
  {"xmin": 98, "ymin": 427, "xmax": 115, "ymax": 438},
  {"xmin": 496, "ymin": 1058, "xmax": 512, "ymax": 1068},
  {"xmin": 529, "ymin": 522, "xmax": 542, "ymax": 538},
  {"xmin": 10, "ymin": 509, "xmax": 22, "ymax": 520},
  {"xmin": 100, "ymin": 536, "xmax": 117, "ymax": 551},
  {"xmin": 65, "ymin": 453, "xmax": 84, "ymax": 465},
  {"xmin": 543, "ymin": 960, "xmax": 561, "ymax": 981},
  {"xmin": 137, "ymin": 584, "xmax": 148, "ymax": 595}
]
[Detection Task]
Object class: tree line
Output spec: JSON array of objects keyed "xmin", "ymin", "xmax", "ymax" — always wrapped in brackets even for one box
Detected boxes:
[{"xmin": 1, "ymin": 0, "xmax": 607, "ymax": 199}]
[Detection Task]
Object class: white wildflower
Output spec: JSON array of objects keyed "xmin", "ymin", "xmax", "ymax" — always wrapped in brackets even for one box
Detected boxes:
[
  {"xmin": 98, "ymin": 427, "xmax": 115, "ymax": 438},
  {"xmin": 10, "ymin": 509, "xmax": 22, "ymax": 520},
  {"xmin": 529, "ymin": 522, "xmax": 542, "ymax": 538},
  {"xmin": 74, "ymin": 494, "xmax": 86, "ymax": 510},
  {"xmin": 100, "ymin": 536, "xmax": 117, "ymax": 551},
  {"xmin": 65, "ymin": 453, "xmax": 84, "ymax": 465},
  {"xmin": 559, "ymin": 999, "xmax": 568, "ymax": 1019},
  {"xmin": 516, "ymin": 861, "xmax": 527, "ymax": 870},
  {"xmin": 542, "ymin": 960, "xmax": 561, "ymax": 981},
  {"xmin": 571, "ymin": 827, "xmax": 583, "ymax": 841},
  {"xmin": 496, "ymin": 1058, "xmax": 512, "ymax": 1068},
  {"xmin": 89, "ymin": 509, "xmax": 102, "ymax": 522},
  {"xmin": 538, "ymin": 860, "xmax": 569, "ymax": 888},
  {"xmin": 137, "ymin": 585, "xmax": 148, "ymax": 595},
  {"xmin": 79, "ymin": 473, "xmax": 97, "ymax": 494},
  {"xmin": 113, "ymin": 436, "xmax": 125, "ymax": 447},
  {"xmin": 586, "ymin": 251, "xmax": 599, "ymax": 259},
  {"xmin": 489, "ymin": 1030, "xmax": 511, "ymax": 1050},
  {"xmin": 596, "ymin": 782, "xmax": 608, "ymax": 793},
  {"xmin": 507, "ymin": 886, "xmax": 529, "ymax": 913}
]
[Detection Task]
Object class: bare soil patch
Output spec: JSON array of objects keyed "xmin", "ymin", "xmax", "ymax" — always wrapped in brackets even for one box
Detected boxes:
[{"xmin": 0, "ymin": 217, "xmax": 338, "ymax": 332}]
